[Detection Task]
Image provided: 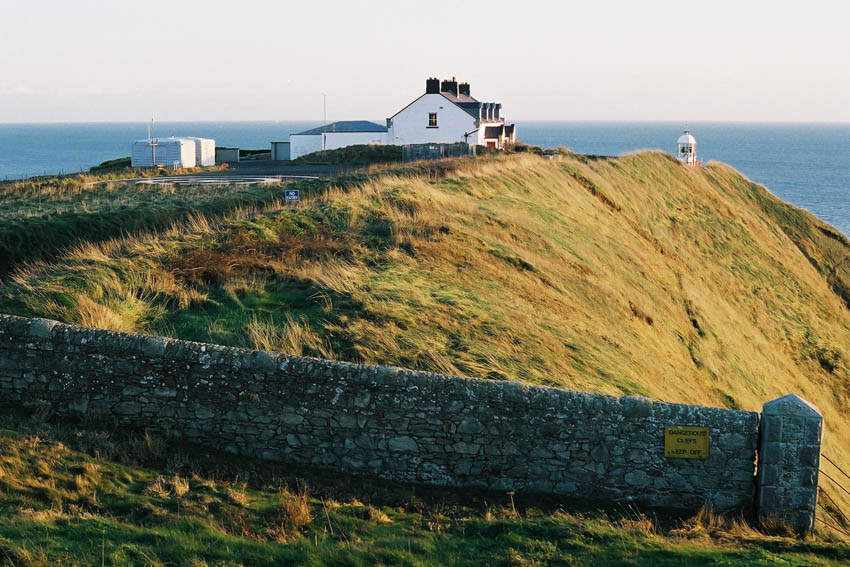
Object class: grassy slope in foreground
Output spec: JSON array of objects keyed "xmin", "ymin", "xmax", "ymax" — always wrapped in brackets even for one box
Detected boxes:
[{"xmin": 1, "ymin": 413, "xmax": 848, "ymax": 567}]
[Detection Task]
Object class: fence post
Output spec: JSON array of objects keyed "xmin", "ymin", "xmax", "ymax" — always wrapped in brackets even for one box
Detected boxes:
[{"xmin": 757, "ymin": 394, "xmax": 822, "ymax": 534}]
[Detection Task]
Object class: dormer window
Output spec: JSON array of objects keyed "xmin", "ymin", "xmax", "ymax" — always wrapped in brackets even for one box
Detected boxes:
[{"xmin": 428, "ymin": 113, "xmax": 438, "ymax": 127}]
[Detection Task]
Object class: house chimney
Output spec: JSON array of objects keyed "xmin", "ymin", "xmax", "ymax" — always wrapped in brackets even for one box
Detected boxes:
[
  {"xmin": 440, "ymin": 78, "xmax": 458, "ymax": 97},
  {"xmin": 458, "ymin": 82, "xmax": 470, "ymax": 97},
  {"xmin": 426, "ymin": 77, "xmax": 440, "ymax": 94}
]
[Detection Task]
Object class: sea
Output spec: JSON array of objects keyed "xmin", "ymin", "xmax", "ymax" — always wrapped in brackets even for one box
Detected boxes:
[{"xmin": 1, "ymin": 121, "xmax": 848, "ymax": 235}]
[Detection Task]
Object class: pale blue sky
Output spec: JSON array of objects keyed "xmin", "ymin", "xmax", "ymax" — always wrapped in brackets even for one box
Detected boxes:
[{"xmin": 1, "ymin": 0, "xmax": 848, "ymax": 123}]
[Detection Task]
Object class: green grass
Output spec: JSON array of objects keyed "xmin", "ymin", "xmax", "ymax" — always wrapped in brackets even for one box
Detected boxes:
[
  {"xmin": 89, "ymin": 156, "xmax": 132, "ymax": 173},
  {"xmin": 0, "ymin": 160, "xmax": 475, "ymax": 280},
  {"xmin": 0, "ymin": 179, "xmax": 300, "ymax": 279},
  {"xmin": 1, "ymin": 411, "xmax": 848, "ymax": 567}
]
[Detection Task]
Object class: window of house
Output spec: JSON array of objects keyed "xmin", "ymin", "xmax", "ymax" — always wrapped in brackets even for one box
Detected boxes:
[{"xmin": 428, "ymin": 113, "xmax": 438, "ymax": 127}]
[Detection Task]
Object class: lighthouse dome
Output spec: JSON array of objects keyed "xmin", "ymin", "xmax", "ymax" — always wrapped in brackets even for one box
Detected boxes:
[{"xmin": 678, "ymin": 131, "xmax": 696, "ymax": 145}]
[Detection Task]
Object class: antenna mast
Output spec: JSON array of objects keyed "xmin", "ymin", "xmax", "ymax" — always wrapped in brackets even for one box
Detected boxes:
[{"xmin": 148, "ymin": 117, "xmax": 158, "ymax": 168}]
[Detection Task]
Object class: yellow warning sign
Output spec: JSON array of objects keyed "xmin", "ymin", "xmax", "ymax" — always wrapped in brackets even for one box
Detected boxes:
[{"xmin": 664, "ymin": 426, "xmax": 709, "ymax": 459}]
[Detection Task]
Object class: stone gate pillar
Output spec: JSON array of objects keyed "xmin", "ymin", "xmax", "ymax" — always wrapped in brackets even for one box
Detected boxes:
[{"xmin": 757, "ymin": 394, "xmax": 822, "ymax": 534}]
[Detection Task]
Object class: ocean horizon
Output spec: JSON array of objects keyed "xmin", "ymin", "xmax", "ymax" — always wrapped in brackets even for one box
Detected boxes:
[{"xmin": 1, "ymin": 120, "xmax": 848, "ymax": 235}]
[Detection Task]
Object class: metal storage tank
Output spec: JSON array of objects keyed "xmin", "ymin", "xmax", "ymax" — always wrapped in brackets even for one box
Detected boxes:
[
  {"xmin": 131, "ymin": 138, "xmax": 196, "ymax": 168},
  {"xmin": 186, "ymin": 137, "xmax": 216, "ymax": 167}
]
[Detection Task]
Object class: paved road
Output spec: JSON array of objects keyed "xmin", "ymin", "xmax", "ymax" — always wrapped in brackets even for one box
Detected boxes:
[
  {"xmin": 102, "ymin": 161, "xmax": 360, "ymax": 186},
  {"xmin": 134, "ymin": 174, "xmax": 319, "ymax": 186},
  {"xmin": 204, "ymin": 160, "xmax": 358, "ymax": 178}
]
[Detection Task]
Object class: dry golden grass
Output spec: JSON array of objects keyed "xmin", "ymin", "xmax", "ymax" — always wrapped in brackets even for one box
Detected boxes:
[
  {"xmin": 367, "ymin": 505, "xmax": 393, "ymax": 524},
  {"xmin": 266, "ymin": 485, "xmax": 314, "ymax": 541},
  {"xmin": 144, "ymin": 475, "xmax": 190, "ymax": 499},
  {"xmin": 6, "ymin": 151, "xmax": 850, "ymax": 514}
]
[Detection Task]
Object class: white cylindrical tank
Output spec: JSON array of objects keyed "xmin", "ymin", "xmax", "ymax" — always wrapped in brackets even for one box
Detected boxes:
[
  {"xmin": 131, "ymin": 138, "xmax": 196, "ymax": 168},
  {"xmin": 186, "ymin": 137, "xmax": 216, "ymax": 167},
  {"xmin": 677, "ymin": 131, "xmax": 697, "ymax": 166}
]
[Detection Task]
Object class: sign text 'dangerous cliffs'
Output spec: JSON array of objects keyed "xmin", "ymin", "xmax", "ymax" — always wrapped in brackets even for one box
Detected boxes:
[{"xmin": 664, "ymin": 425, "xmax": 709, "ymax": 459}]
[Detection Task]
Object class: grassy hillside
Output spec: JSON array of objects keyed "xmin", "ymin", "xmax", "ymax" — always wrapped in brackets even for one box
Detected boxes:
[
  {"xmin": 5, "ymin": 154, "xmax": 850, "ymax": 404},
  {"xmin": 0, "ymin": 173, "xmax": 308, "ymax": 279},
  {"xmin": 4, "ymin": 151, "xmax": 850, "ymax": 559},
  {"xmin": 1, "ymin": 411, "xmax": 848, "ymax": 566}
]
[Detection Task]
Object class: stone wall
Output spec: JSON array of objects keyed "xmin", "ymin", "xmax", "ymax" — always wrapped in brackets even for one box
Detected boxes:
[{"xmin": 0, "ymin": 315, "xmax": 760, "ymax": 510}]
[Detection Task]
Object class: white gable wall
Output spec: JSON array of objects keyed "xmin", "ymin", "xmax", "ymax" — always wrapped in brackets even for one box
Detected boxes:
[{"xmin": 388, "ymin": 94, "xmax": 478, "ymax": 145}]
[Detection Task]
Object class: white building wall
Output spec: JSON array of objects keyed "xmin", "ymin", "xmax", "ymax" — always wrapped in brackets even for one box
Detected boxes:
[
  {"xmin": 290, "ymin": 131, "xmax": 388, "ymax": 159},
  {"xmin": 131, "ymin": 139, "xmax": 196, "ymax": 168},
  {"xmin": 323, "ymin": 131, "xmax": 388, "ymax": 150},
  {"xmin": 290, "ymin": 135, "xmax": 324, "ymax": 159},
  {"xmin": 388, "ymin": 94, "xmax": 478, "ymax": 145},
  {"xmin": 187, "ymin": 137, "xmax": 216, "ymax": 166}
]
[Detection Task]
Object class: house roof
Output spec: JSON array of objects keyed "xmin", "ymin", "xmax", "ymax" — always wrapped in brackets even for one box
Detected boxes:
[
  {"xmin": 440, "ymin": 91, "xmax": 478, "ymax": 104},
  {"xmin": 295, "ymin": 121, "xmax": 388, "ymax": 136},
  {"xmin": 484, "ymin": 125, "xmax": 505, "ymax": 138},
  {"xmin": 441, "ymin": 92, "xmax": 481, "ymax": 118}
]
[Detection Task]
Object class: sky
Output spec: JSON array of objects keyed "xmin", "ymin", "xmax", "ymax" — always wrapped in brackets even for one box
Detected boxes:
[{"xmin": 1, "ymin": 0, "xmax": 848, "ymax": 123}]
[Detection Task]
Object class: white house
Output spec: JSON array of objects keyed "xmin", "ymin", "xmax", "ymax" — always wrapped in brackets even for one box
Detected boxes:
[
  {"xmin": 387, "ymin": 78, "xmax": 516, "ymax": 149},
  {"xmin": 676, "ymin": 131, "xmax": 699, "ymax": 166},
  {"xmin": 289, "ymin": 121, "xmax": 388, "ymax": 159},
  {"xmin": 131, "ymin": 137, "xmax": 196, "ymax": 168},
  {"xmin": 286, "ymin": 78, "xmax": 516, "ymax": 160}
]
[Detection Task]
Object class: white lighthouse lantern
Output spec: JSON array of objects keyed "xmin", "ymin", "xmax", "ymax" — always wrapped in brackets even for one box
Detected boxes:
[{"xmin": 676, "ymin": 130, "xmax": 698, "ymax": 166}]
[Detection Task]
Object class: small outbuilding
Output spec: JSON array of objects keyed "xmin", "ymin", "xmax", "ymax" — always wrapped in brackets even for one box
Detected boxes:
[
  {"xmin": 271, "ymin": 141, "xmax": 291, "ymax": 161},
  {"xmin": 131, "ymin": 138, "xmax": 196, "ymax": 168},
  {"xmin": 215, "ymin": 147, "xmax": 240, "ymax": 164}
]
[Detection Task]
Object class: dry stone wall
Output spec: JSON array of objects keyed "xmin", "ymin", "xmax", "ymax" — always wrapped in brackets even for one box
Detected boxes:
[{"xmin": 0, "ymin": 314, "xmax": 760, "ymax": 510}]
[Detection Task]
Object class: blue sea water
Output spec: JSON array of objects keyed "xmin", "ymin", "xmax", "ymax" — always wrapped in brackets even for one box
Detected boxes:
[{"xmin": 1, "ymin": 121, "xmax": 848, "ymax": 234}]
